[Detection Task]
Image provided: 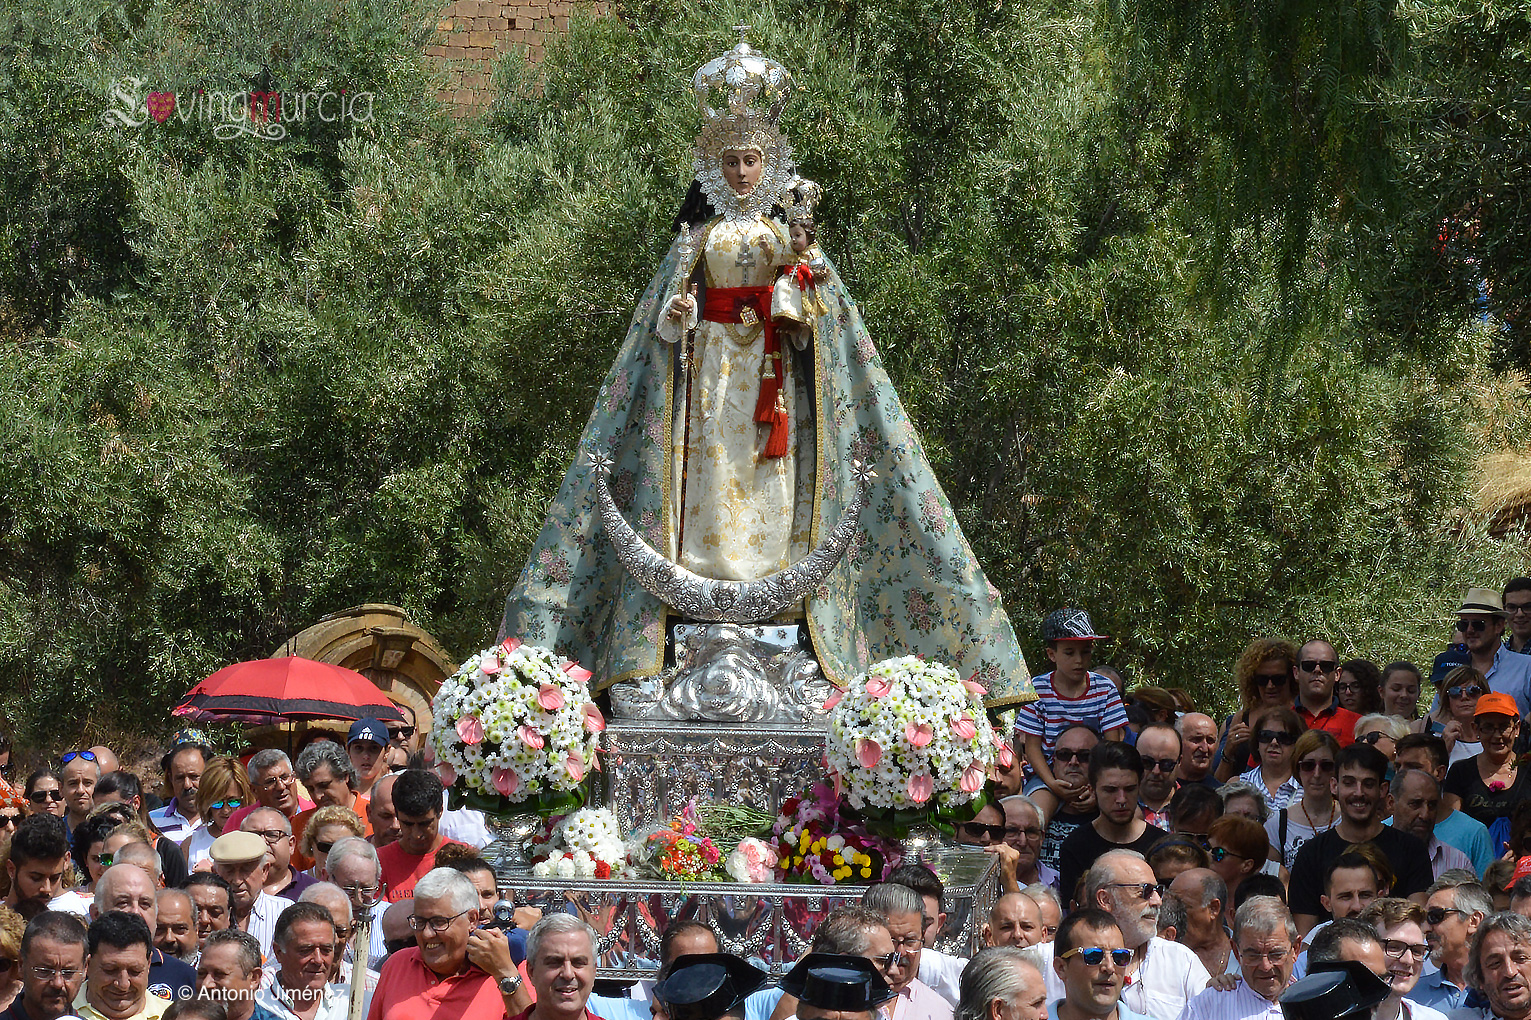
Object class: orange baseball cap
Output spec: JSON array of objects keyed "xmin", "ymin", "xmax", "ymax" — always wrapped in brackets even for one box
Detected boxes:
[{"xmin": 1473, "ymin": 691, "xmax": 1520, "ymax": 718}]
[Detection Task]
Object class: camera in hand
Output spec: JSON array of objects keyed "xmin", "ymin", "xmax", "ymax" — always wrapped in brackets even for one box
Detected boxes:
[{"xmin": 485, "ymin": 898, "xmax": 517, "ymax": 930}]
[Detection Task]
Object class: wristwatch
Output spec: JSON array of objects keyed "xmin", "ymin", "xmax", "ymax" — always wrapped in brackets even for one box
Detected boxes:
[{"xmin": 499, "ymin": 973, "xmax": 524, "ymax": 996}]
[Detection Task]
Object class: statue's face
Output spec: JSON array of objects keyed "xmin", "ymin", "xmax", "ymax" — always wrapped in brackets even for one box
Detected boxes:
[{"xmin": 721, "ymin": 149, "xmax": 764, "ymax": 195}]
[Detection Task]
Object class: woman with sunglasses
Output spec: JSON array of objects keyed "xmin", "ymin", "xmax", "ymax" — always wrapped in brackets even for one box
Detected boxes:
[
  {"xmin": 1214, "ymin": 639, "xmax": 1298, "ymax": 782},
  {"xmin": 0, "ymin": 904, "xmax": 21, "ymax": 1011},
  {"xmin": 1205, "ymin": 816, "xmax": 1272, "ymax": 915},
  {"xmin": 1266, "ymin": 730, "xmax": 1341, "ymax": 870},
  {"xmin": 1236, "ymin": 707, "xmax": 1303, "ymax": 812},
  {"xmin": 1336, "ymin": 659, "xmax": 1384, "ymax": 716},
  {"xmin": 297, "ymin": 805, "xmax": 365, "ymax": 880},
  {"xmin": 180, "ymin": 755, "xmax": 255, "ymax": 869},
  {"xmin": 1413, "ymin": 665, "xmax": 1485, "ymax": 765},
  {"xmin": 1442, "ymin": 691, "xmax": 1531, "ymax": 832},
  {"xmin": 0, "ymin": 785, "xmax": 24, "ymax": 840},
  {"xmin": 22, "ymin": 769, "xmax": 64, "ymax": 818}
]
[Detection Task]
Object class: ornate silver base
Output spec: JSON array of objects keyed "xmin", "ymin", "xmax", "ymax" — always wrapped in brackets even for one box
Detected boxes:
[
  {"xmin": 608, "ymin": 623, "xmax": 834, "ymax": 723},
  {"xmin": 483, "ymin": 813, "xmax": 544, "ymax": 872},
  {"xmin": 495, "ymin": 845, "xmax": 997, "ymax": 979}
]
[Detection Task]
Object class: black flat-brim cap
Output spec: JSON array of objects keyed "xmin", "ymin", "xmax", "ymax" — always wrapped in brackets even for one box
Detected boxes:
[
  {"xmin": 1278, "ymin": 960, "xmax": 1390, "ymax": 1020},
  {"xmin": 654, "ymin": 953, "xmax": 768, "ymax": 1020},
  {"xmin": 781, "ymin": 954, "xmax": 896, "ymax": 1012}
]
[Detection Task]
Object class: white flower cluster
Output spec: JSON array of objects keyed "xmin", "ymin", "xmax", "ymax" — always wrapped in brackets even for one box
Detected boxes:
[
  {"xmin": 530, "ymin": 808, "xmax": 627, "ymax": 878},
  {"xmin": 427, "ymin": 641, "xmax": 601, "ymax": 805},
  {"xmin": 824, "ymin": 655, "xmax": 998, "ymax": 811}
]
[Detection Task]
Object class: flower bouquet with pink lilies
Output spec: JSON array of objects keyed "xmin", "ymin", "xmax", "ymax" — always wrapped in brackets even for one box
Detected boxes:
[
  {"xmin": 823, "ymin": 655, "xmax": 1013, "ymax": 836},
  {"xmin": 426, "ymin": 639, "xmax": 605, "ymax": 816}
]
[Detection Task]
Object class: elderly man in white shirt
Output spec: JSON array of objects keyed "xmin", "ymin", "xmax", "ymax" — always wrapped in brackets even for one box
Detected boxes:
[
  {"xmin": 1034, "ymin": 850, "xmax": 1211, "ymax": 1020},
  {"xmin": 1178, "ymin": 896, "xmax": 1295, "ymax": 1020},
  {"xmin": 256, "ymin": 900, "xmax": 363, "ymax": 1020}
]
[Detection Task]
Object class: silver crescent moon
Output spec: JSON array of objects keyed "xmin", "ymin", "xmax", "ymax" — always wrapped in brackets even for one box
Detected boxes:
[{"xmin": 591, "ymin": 456, "xmax": 871, "ymax": 623}]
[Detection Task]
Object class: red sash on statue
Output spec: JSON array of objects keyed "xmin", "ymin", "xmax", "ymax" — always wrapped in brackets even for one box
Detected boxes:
[{"xmin": 702, "ymin": 285, "xmax": 788, "ymax": 458}]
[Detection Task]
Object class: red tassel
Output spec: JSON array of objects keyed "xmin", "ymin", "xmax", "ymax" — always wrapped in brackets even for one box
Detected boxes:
[{"xmin": 763, "ymin": 404, "xmax": 790, "ymax": 458}]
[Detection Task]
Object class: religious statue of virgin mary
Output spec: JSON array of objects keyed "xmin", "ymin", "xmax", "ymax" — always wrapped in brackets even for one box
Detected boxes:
[{"xmin": 500, "ymin": 33, "xmax": 1034, "ymax": 711}]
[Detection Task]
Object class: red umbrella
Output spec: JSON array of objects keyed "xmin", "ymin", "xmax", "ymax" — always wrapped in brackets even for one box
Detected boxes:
[{"xmin": 173, "ymin": 656, "xmax": 405, "ymax": 724}]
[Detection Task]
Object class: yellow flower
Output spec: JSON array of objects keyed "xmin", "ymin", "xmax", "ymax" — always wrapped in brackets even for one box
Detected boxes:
[{"xmin": 860, "ymin": 867, "xmax": 872, "ymax": 878}]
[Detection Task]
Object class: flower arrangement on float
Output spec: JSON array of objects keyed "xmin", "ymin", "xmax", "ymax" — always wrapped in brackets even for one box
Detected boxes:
[
  {"xmin": 822, "ymin": 654, "xmax": 1014, "ymax": 836},
  {"xmin": 427, "ymin": 639, "xmax": 605, "ymax": 816},
  {"xmin": 530, "ymin": 807, "xmax": 629, "ymax": 878},
  {"xmin": 632, "ymin": 800, "xmax": 778, "ymax": 882},
  {"xmin": 772, "ymin": 782, "xmax": 901, "ymax": 885}
]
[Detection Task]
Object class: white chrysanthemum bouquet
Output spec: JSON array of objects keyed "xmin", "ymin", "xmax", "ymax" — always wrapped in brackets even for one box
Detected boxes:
[
  {"xmin": 427, "ymin": 639, "xmax": 604, "ymax": 815},
  {"xmin": 823, "ymin": 655, "xmax": 1014, "ymax": 832}
]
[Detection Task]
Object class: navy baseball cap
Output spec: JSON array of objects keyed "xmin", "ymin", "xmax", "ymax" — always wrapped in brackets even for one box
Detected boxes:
[{"xmin": 347, "ymin": 718, "xmax": 388, "ymax": 747}]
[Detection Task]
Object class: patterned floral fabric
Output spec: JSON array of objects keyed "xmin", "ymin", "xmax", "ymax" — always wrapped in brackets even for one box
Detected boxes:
[{"xmin": 499, "ymin": 216, "xmax": 1035, "ymax": 708}]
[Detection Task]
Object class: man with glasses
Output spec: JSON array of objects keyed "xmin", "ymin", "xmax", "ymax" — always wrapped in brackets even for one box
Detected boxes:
[
  {"xmin": 955, "ymin": 805, "xmax": 1008, "ymax": 850},
  {"xmin": 860, "ymin": 883, "xmax": 951, "ymax": 1020},
  {"xmin": 1356, "ymin": 899, "xmax": 1447, "ymax": 1020},
  {"xmin": 323, "ymin": 838, "xmax": 385, "ymax": 972},
  {"xmin": 239, "ymin": 809, "xmax": 315, "ymax": 903},
  {"xmin": 1179, "ymin": 895, "xmax": 1296, "ymax": 1020},
  {"xmin": 1134, "ymin": 725, "xmax": 1181, "ymax": 829},
  {"xmin": 1040, "ymin": 727, "xmax": 1100, "ymax": 881},
  {"xmin": 5, "ymin": 818, "xmax": 70, "ymax": 920},
  {"xmin": 1000, "ymin": 795, "xmax": 1054, "ymax": 890},
  {"xmin": 1292, "ymin": 640, "xmax": 1360, "ymax": 748},
  {"xmin": 760, "ymin": 906, "xmax": 897, "ymax": 1020},
  {"xmin": 1, "ymin": 911, "xmax": 87, "ymax": 1020},
  {"xmin": 1174, "ymin": 714, "xmax": 1221, "ymax": 790},
  {"xmin": 227, "ymin": 753, "xmax": 313, "ymax": 834},
  {"xmin": 367, "ymin": 868, "xmax": 529, "ymax": 1020},
  {"xmin": 1503, "ymin": 579, "xmax": 1531, "ymax": 655},
  {"xmin": 1058, "ymin": 743, "xmax": 1168, "ymax": 909},
  {"xmin": 1446, "ymin": 588, "xmax": 1531, "ymax": 718},
  {"xmin": 1289, "ymin": 745, "xmax": 1433, "ymax": 938},
  {"xmin": 1392, "ymin": 736, "xmax": 1493, "ymax": 875},
  {"xmin": 385, "ymin": 707, "xmax": 421, "ymax": 771},
  {"xmin": 1033, "ymin": 850, "xmax": 1210, "ymax": 1020},
  {"xmin": 1383, "ymin": 771, "xmax": 1471, "ymax": 881},
  {"xmin": 1047, "ymin": 910, "xmax": 1149, "ymax": 1020},
  {"xmin": 1408, "ymin": 875, "xmax": 1490, "ymax": 1012}
]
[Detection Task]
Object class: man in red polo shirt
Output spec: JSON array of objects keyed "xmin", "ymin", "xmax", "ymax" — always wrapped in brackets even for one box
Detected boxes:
[
  {"xmin": 1293, "ymin": 638, "xmax": 1359, "ymax": 747},
  {"xmin": 366, "ymin": 867, "xmax": 526, "ymax": 1020},
  {"xmin": 377, "ymin": 771, "xmax": 465, "ymax": 902}
]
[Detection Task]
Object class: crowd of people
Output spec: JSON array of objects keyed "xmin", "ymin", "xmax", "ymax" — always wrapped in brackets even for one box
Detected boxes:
[{"xmin": 4, "ymin": 582, "xmax": 1531, "ymax": 1020}]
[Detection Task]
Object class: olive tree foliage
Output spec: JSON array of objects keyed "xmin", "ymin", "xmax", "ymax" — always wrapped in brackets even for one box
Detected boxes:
[{"xmin": 0, "ymin": 0, "xmax": 1526, "ymax": 743}]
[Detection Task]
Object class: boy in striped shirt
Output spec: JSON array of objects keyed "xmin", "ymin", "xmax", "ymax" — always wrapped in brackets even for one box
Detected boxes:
[{"xmin": 1017, "ymin": 608, "xmax": 1128, "ymax": 822}]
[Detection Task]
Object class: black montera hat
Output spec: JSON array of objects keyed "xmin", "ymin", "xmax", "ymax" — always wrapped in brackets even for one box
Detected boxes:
[
  {"xmin": 1279, "ymin": 960, "xmax": 1390, "ymax": 1020},
  {"xmin": 653, "ymin": 953, "xmax": 767, "ymax": 1020},
  {"xmin": 780, "ymin": 954, "xmax": 895, "ymax": 1013}
]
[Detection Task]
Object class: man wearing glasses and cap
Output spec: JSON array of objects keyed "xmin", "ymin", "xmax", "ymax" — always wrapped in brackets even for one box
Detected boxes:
[{"xmin": 781, "ymin": 953, "xmax": 897, "ymax": 1020}]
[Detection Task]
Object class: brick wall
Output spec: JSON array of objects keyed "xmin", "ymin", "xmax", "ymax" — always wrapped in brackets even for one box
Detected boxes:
[{"xmin": 426, "ymin": 0, "xmax": 597, "ymax": 109}]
